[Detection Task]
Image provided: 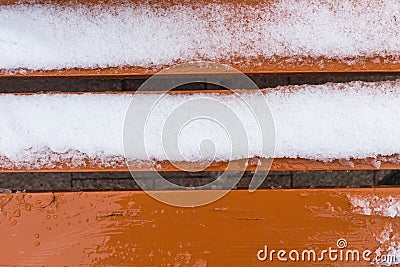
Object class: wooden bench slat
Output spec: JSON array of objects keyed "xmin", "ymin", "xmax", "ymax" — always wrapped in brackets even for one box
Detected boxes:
[
  {"xmin": 0, "ymin": 188, "xmax": 398, "ymax": 266},
  {"xmin": 0, "ymin": 90, "xmax": 398, "ymax": 172},
  {"xmin": 1, "ymin": 157, "xmax": 399, "ymax": 172},
  {"xmin": 2, "ymin": 56, "xmax": 400, "ymax": 77},
  {"xmin": 1, "ymin": 0, "xmax": 400, "ymax": 76}
]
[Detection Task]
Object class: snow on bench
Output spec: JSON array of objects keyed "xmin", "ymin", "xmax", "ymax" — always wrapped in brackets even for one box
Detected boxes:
[
  {"xmin": 1, "ymin": 0, "xmax": 400, "ymax": 76},
  {"xmin": 2, "ymin": 0, "xmax": 400, "ymax": 172},
  {"xmin": 2, "ymin": 2, "xmax": 400, "ymax": 264},
  {"xmin": 1, "ymin": 80, "xmax": 400, "ymax": 172}
]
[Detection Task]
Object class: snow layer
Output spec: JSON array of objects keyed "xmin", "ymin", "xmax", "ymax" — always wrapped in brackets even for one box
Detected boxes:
[
  {"xmin": 1, "ymin": 0, "xmax": 400, "ymax": 70},
  {"xmin": 1, "ymin": 80, "xmax": 400, "ymax": 168},
  {"xmin": 348, "ymin": 195, "xmax": 400, "ymax": 265},
  {"xmin": 374, "ymin": 223, "xmax": 400, "ymax": 266},
  {"xmin": 348, "ymin": 195, "xmax": 400, "ymax": 218}
]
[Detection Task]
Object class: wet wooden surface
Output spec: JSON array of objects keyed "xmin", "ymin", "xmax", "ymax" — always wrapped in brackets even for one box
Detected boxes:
[
  {"xmin": 1, "ymin": 157, "xmax": 399, "ymax": 173},
  {"xmin": 0, "ymin": 188, "xmax": 399, "ymax": 266},
  {"xmin": 2, "ymin": 56, "xmax": 400, "ymax": 78}
]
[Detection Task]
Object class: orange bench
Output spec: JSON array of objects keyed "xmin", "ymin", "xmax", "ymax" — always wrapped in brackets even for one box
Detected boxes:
[
  {"xmin": 0, "ymin": 189, "xmax": 399, "ymax": 266},
  {"xmin": 1, "ymin": 0, "xmax": 400, "ymax": 266}
]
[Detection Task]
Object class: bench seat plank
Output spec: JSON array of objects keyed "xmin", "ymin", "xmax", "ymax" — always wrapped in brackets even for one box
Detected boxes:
[{"xmin": 0, "ymin": 188, "xmax": 398, "ymax": 265}]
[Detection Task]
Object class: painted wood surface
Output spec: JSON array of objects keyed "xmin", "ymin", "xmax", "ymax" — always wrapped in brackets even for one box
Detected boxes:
[
  {"xmin": 2, "ymin": 57, "xmax": 400, "ymax": 78},
  {"xmin": 1, "ymin": 157, "xmax": 400, "ymax": 173},
  {"xmin": 0, "ymin": 188, "xmax": 399, "ymax": 266}
]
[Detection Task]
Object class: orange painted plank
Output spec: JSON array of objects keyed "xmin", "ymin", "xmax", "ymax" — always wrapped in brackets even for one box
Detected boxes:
[
  {"xmin": 1, "ymin": 157, "xmax": 400, "ymax": 173},
  {"xmin": 2, "ymin": 56, "xmax": 400, "ymax": 78},
  {"xmin": 0, "ymin": 188, "xmax": 399, "ymax": 266}
]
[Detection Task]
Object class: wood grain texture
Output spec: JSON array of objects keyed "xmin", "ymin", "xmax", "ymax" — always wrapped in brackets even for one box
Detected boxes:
[{"xmin": 0, "ymin": 188, "xmax": 398, "ymax": 266}]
